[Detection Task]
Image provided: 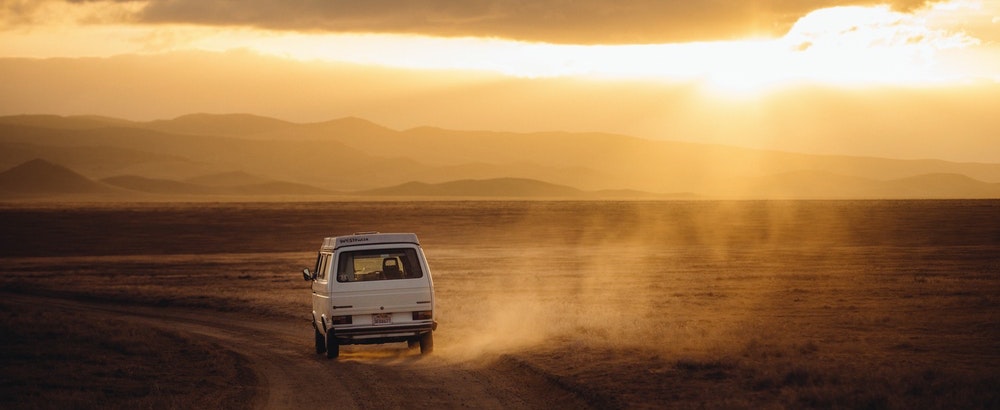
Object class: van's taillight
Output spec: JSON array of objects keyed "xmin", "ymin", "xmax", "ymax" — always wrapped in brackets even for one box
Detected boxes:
[
  {"xmin": 330, "ymin": 315, "xmax": 352, "ymax": 325},
  {"xmin": 412, "ymin": 311, "xmax": 433, "ymax": 321}
]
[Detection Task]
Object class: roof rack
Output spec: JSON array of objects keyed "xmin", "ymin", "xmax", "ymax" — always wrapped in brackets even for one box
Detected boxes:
[{"xmin": 321, "ymin": 233, "xmax": 420, "ymax": 251}]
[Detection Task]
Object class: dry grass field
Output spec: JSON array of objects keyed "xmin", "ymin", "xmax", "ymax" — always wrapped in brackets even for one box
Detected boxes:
[{"xmin": 1, "ymin": 200, "xmax": 998, "ymax": 409}]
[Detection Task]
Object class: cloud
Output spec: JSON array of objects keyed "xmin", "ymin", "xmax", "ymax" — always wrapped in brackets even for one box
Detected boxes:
[
  {"xmin": 1, "ymin": 0, "xmax": 53, "ymax": 26},
  {"xmin": 7, "ymin": 0, "xmax": 945, "ymax": 43},
  {"xmin": 1, "ymin": 0, "xmax": 140, "ymax": 27}
]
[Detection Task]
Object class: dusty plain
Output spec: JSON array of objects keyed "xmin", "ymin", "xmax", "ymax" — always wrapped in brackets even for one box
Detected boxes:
[{"xmin": 1, "ymin": 200, "xmax": 998, "ymax": 409}]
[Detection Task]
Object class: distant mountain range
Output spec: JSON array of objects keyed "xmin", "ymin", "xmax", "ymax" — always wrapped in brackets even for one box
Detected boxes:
[
  {"xmin": 0, "ymin": 158, "xmax": 336, "ymax": 198},
  {"xmin": 1, "ymin": 113, "xmax": 999, "ymax": 199}
]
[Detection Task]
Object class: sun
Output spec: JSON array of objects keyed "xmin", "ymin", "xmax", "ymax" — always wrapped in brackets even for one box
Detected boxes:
[
  {"xmin": 695, "ymin": 3, "xmax": 985, "ymax": 97},
  {"xmin": 773, "ymin": 5, "xmax": 978, "ymax": 86}
]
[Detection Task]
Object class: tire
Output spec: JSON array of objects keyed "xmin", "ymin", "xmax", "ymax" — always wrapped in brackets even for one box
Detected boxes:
[
  {"xmin": 326, "ymin": 333, "xmax": 340, "ymax": 359},
  {"xmin": 315, "ymin": 329, "xmax": 327, "ymax": 354},
  {"xmin": 419, "ymin": 332, "xmax": 434, "ymax": 355}
]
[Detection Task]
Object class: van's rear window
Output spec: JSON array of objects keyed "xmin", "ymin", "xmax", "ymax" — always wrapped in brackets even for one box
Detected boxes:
[{"xmin": 337, "ymin": 248, "xmax": 424, "ymax": 282}]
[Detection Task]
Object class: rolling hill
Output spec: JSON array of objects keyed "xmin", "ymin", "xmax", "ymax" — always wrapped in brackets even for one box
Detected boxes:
[
  {"xmin": 358, "ymin": 178, "xmax": 585, "ymax": 198},
  {"xmin": 1, "ymin": 113, "xmax": 999, "ymax": 199},
  {"xmin": 183, "ymin": 171, "xmax": 270, "ymax": 187},
  {"xmin": 0, "ymin": 158, "xmax": 115, "ymax": 194},
  {"xmin": 0, "ymin": 159, "xmax": 592, "ymax": 198},
  {"xmin": 143, "ymin": 113, "xmax": 295, "ymax": 138},
  {"xmin": 101, "ymin": 174, "xmax": 333, "ymax": 196},
  {"xmin": 0, "ymin": 159, "xmax": 335, "ymax": 198},
  {"xmin": 101, "ymin": 175, "xmax": 213, "ymax": 195}
]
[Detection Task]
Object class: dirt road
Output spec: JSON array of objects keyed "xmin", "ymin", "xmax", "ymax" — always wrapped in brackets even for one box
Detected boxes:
[{"xmin": 6, "ymin": 293, "xmax": 598, "ymax": 409}]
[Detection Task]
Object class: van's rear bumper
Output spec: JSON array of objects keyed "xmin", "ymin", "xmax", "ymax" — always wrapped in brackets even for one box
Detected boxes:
[{"xmin": 329, "ymin": 321, "xmax": 437, "ymax": 345}]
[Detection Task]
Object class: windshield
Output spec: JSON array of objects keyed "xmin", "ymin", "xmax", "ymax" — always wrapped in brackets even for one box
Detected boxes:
[{"xmin": 337, "ymin": 248, "xmax": 423, "ymax": 282}]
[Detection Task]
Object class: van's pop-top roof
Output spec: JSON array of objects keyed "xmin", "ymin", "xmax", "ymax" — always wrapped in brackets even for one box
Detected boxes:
[{"xmin": 322, "ymin": 232, "xmax": 420, "ymax": 251}]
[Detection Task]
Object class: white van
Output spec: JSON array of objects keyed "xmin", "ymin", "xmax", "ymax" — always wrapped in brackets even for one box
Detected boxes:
[{"xmin": 303, "ymin": 232, "xmax": 436, "ymax": 358}]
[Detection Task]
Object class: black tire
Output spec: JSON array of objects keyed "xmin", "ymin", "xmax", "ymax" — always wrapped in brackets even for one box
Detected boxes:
[
  {"xmin": 315, "ymin": 329, "xmax": 327, "ymax": 354},
  {"xmin": 326, "ymin": 333, "xmax": 340, "ymax": 359},
  {"xmin": 419, "ymin": 332, "xmax": 434, "ymax": 355}
]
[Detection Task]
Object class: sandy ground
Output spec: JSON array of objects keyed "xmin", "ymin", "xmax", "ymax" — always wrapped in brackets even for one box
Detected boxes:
[
  {"xmin": 3, "ymin": 292, "xmax": 593, "ymax": 409},
  {"xmin": 2, "ymin": 200, "xmax": 999, "ymax": 408}
]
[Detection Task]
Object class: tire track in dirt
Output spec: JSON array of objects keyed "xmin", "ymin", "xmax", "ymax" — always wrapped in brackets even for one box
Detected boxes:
[{"xmin": 4, "ymin": 292, "xmax": 597, "ymax": 409}]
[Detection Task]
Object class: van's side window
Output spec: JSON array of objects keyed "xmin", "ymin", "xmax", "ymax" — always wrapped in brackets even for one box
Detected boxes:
[
  {"xmin": 313, "ymin": 253, "xmax": 321, "ymax": 277},
  {"xmin": 317, "ymin": 253, "xmax": 331, "ymax": 281},
  {"xmin": 337, "ymin": 248, "xmax": 423, "ymax": 282}
]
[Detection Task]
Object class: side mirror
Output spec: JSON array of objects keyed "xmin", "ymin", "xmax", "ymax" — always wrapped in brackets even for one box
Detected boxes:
[{"xmin": 303, "ymin": 268, "xmax": 314, "ymax": 281}]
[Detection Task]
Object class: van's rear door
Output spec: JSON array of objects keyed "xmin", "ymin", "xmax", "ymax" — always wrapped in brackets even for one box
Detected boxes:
[{"xmin": 332, "ymin": 280, "xmax": 432, "ymax": 327}]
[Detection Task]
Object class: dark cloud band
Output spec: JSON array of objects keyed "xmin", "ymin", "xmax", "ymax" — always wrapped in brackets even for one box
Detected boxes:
[{"xmin": 51, "ymin": 0, "xmax": 941, "ymax": 43}]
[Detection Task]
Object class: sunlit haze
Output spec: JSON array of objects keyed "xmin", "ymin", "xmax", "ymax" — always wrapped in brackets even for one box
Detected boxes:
[
  {"xmin": 3, "ymin": 2, "xmax": 995, "ymax": 85},
  {"xmin": 1, "ymin": 0, "xmax": 999, "ymax": 162}
]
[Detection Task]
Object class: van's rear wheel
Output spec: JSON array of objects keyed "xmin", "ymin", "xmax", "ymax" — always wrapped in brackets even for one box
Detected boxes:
[
  {"xmin": 314, "ymin": 329, "xmax": 327, "ymax": 354},
  {"xmin": 326, "ymin": 334, "xmax": 340, "ymax": 359},
  {"xmin": 419, "ymin": 332, "xmax": 434, "ymax": 355}
]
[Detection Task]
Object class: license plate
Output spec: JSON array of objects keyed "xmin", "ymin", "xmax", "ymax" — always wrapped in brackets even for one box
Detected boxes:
[{"xmin": 372, "ymin": 313, "xmax": 392, "ymax": 325}]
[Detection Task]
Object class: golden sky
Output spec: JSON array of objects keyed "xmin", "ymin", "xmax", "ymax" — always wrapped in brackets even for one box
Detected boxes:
[{"xmin": 1, "ymin": 0, "xmax": 999, "ymax": 162}]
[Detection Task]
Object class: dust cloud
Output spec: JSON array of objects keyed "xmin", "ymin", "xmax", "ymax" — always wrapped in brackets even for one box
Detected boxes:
[
  {"xmin": 421, "ymin": 200, "xmax": 999, "ymax": 367},
  {"xmin": 427, "ymin": 201, "xmax": 861, "ymax": 361}
]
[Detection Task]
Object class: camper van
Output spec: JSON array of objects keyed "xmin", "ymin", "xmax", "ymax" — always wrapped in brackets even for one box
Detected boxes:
[{"xmin": 303, "ymin": 232, "xmax": 436, "ymax": 358}]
